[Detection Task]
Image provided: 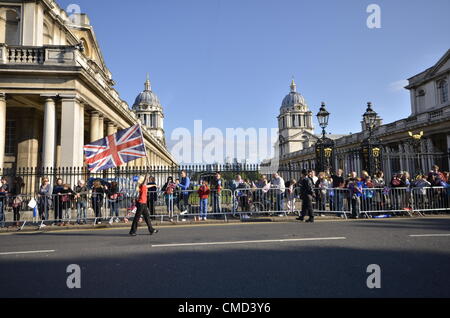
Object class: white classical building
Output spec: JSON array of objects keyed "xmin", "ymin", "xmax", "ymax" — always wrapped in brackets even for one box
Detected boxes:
[
  {"xmin": 277, "ymin": 79, "xmax": 346, "ymax": 158},
  {"xmin": 132, "ymin": 76, "xmax": 166, "ymax": 146},
  {"xmin": 264, "ymin": 50, "xmax": 450, "ymax": 180},
  {"xmin": 0, "ymin": 0, "xmax": 176, "ymax": 171}
]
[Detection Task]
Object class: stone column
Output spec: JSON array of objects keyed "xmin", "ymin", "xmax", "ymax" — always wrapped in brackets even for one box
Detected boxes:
[
  {"xmin": 42, "ymin": 96, "xmax": 56, "ymax": 169},
  {"xmin": 0, "ymin": 93, "xmax": 6, "ymax": 170},
  {"xmin": 90, "ymin": 112, "xmax": 100, "ymax": 142},
  {"xmin": 60, "ymin": 95, "xmax": 83, "ymax": 167},
  {"xmin": 98, "ymin": 115, "xmax": 104, "ymax": 140},
  {"xmin": 79, "ymin": 103, "xmax": 85, "ymax": 165},
  {"xmin": 106, "ymin": 121, "xmax": 116, "ymax": 136}
]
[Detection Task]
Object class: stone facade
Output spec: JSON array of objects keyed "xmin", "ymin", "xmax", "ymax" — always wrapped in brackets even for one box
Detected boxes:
[{"xmin": 0, "ymin": 0, "xmax": 177, "ymax": 170}]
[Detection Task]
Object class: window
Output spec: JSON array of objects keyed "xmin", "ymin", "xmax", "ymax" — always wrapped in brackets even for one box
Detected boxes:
[
  {"xmin": 1, "ymin": 9, "xmax": 20, "ymax": 45},
  {"xmin": 292, "ymin": 115, "xmax": 296, "ymax": 127},
  {"xmin": 5, "ymin": 120, "xmax": 16, "ymax": 156},
  {"xmin": 438, "ymin": 79, "xmax": 448, "ymax": 104},
  {"xmin": 416, "ymin": 89, "xmax": 425, "ymax": 111}
]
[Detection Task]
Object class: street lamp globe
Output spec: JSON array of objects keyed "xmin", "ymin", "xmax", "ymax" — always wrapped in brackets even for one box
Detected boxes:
[
  {"xmin": 316, "ymin": 102, "xmax": 330, "ymax": 135},
  {"xmin": 363, "ymin": 102, "xmax": 378, "ymax": 131}
]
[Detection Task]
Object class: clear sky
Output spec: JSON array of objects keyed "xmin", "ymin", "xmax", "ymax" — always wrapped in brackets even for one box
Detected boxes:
[{"xmin": 58, "ymin": 0, "xmax": 449, "ymax": 160}]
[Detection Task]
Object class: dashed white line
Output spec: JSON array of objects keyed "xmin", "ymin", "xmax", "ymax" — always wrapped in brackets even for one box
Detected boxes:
[
  {"xmin": 409, "ymin": 234, "xmax": 450, "ymax": 238},
  {"xmin": 151, "ymin": 237, "xmax": 347, "ymax": 248},
  {"xmin": 0, "ymin": 250, "xmax": 56, "ymax": 256}
]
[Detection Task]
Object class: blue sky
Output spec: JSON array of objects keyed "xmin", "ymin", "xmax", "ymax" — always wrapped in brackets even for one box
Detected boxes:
[{"xmin": 59, "ymin": 0, "xmax": 449, "ymax": 149}]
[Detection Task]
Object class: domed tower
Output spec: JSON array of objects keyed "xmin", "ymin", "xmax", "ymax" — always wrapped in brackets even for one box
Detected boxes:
[
  {"xmin": 132, "ymin": 75, "xmax": 165, "ymax": 145},
  {"xmin": 278, "ymin": 79, "xmax": 315, "ymax": 156}
]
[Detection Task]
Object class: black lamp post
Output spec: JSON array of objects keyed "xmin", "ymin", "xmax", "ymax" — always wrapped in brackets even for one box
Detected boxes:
[
  {"xmin": 408, "ymin": 131, "xmax": 424, "ymax": 177},
  {"xmin": 361, "ymin": 102, "xmax": 382, "ymax": 176},
  {"xmin": 315, "ymin": 102, "xmax": 335, "ymax": 173}
]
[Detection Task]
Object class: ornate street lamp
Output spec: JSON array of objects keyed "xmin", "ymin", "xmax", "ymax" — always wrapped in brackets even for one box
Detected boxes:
[
  {"xmin": 360, "ymin": 102, "xmax": 382, "ymax": 176},
  {"xmin": 408, "ymin": 131, "xmax": 424, "ymax": 177},
  {"xmin": 315, "ymin": 102, "xmax": 335, "ymax": 173},
  {"xmin": 362, "ymin": 102, "xmax": 378, "ymax": 136},
  {"xmin": 317, "ymin": 102, "xmax": 330, "ymax": 138}
]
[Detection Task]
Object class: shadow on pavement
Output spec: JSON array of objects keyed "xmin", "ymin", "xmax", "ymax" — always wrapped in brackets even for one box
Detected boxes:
[{"xmin": 1, "ymin": 243, "xmax": 449, "ymax": 298}]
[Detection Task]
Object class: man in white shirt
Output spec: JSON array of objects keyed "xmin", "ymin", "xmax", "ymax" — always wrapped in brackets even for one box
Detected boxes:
[{"xmin": 271, "ymin": 173, "xmax": 286, "ymax": 216}]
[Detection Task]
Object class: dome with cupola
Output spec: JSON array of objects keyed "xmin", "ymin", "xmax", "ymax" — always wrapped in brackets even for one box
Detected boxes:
[
  {"xmin": 132, "ymin": 76, "xmax": 162, "ymax": 110},
  {"xmin": 281, "ymin": 79, "xmax": 308, "ymax": 111}
]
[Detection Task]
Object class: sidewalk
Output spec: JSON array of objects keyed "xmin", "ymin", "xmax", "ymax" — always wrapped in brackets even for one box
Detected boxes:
[{"xmin": 3, "ymin": 214, "xmax": 449, "ymax": 234}]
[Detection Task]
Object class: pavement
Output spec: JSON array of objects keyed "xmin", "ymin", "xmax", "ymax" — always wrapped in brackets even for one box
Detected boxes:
[{"xmin": 1, "ymin": 216, "xmax": 450, "ymax": 298}]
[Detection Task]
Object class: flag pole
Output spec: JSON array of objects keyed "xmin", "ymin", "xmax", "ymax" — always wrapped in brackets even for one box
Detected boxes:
[{"xmin": 138, "ymin": 123, "xmax": 151, "ymax": 176}]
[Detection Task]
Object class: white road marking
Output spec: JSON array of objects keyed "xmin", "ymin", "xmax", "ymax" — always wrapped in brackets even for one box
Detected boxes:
[
  {"xmin": 409, "ymin": 234, "xmax": 450, "ymax": 238},
  {"xmin": 151, "ymin": 237, "xmax": 347, "ymax": 248},
  {"xmin": 0, "ymin": 250, "xmax": 56, "ymax": 256}
]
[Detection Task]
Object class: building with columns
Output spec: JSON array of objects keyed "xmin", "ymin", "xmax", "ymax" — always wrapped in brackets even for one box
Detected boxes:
[
  {"xmin": 0, "ymin": 0, "xmax": 176, "ymax": 171},
  {"xmin": 263, "ymin": 49, "xmax": 450, "ymax": 181}
]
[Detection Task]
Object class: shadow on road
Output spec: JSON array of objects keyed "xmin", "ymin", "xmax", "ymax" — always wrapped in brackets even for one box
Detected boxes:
[
  {"xmin": 348, "ymin": 218, "xmax": 450, "ymax": 232},
  {"xmin": 1, "ymin": 243, "xmax": 449, "ymax": 298}
]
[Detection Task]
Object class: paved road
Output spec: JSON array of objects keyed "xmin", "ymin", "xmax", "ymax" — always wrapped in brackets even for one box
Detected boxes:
[{"xmin": 1, "ymin": 217, "xmax": 450, "ymax": 298}]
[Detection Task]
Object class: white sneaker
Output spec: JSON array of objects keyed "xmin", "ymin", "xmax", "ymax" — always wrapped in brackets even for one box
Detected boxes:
[
  {"xmin": 109, "ymin": 218, "xmax": 113, "ymax": 225},
  {"xmin": 39, "ymin": 224, "xmax": 47, "ymax": 229},
  {"xmin": 181, "ymin": 218, "xmax": 187, "ymax": 222},
  {"xmin": 279, "ymin": 214, "xmax": 285, "ymax": 217},
  {"xmin": 115, "ymin": 218, "xmax": 120, "ymax": 223},
  {"xmin": 180, "ymin": 210, "xmax": 188, "ymax": 215}
]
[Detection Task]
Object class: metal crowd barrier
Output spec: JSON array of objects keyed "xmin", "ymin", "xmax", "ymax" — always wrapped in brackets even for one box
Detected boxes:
[
  {"xmin": 151, "ymin": 188, "xmax": 234, "ymax": 222},
  {"xmin": 0, "ymin": 186, "xmax": 449, "ymax": 230},
  {"xmin": 411, "ymin": 187, "xmax": 449, "ymax": 215}
]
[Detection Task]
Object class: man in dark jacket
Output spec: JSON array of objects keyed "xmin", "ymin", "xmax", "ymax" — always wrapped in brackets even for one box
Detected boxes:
[
  {"xmin": 210, "ymin": 172, "xmax": 223, "ymax": 218},
  {"xmin": 297, "ymin": 170, "xmax": 315, "ymax": 223}
]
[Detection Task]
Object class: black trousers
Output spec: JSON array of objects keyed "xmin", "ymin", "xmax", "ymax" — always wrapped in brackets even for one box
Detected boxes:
[
  {"xmin": 301, "ymin": 195, "xmax": 314, "ymax": 219},
  {"xmin": 130, "ymin": 203, "xmax": 155, "ymax": 234},
  {"xmin": 54, "ymin": 200, "xmax": 63, "ymax": 221},
  {"xmin": 13, "ymin": 207, "xmax": 21, "ymax": 221},
  {"xmin": 147, "ymin": 199, "xmax": 156, "ymax": 216}
]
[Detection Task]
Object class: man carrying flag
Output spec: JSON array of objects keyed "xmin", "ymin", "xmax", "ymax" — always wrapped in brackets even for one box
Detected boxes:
[{"xmin": 84, "ymin": 124, "xmax": 158, "ymax": 236}]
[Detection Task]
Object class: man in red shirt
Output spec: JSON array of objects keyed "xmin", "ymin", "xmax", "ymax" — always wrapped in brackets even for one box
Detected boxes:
[{"xmin": 130, "ymin": 175, "xmax": 159, "ymax": 236}]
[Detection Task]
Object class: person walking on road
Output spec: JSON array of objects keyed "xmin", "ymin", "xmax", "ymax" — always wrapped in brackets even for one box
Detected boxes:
[
  {"xmin": 129, "ymin": 175, "xmax": 159, "ymax": 237},
  {"xmin": 297, "ymin": 170, "xmax": 315, "ymax": 223}
]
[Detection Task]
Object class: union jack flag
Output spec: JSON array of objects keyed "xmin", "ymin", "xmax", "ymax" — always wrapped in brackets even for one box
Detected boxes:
[{"xmin": 84, "ymin": 124, "xmax": 147, "ymax": 172}]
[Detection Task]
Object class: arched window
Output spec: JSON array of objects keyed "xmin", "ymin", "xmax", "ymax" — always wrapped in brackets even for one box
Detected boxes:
[
  {"xmin": 43, "ymin": 22, "xmax": 53, "ymax": 45},
  {"xmin": 437, "ymin": 79, "xmax": 448, "ymax": 104},
  {"xmin": 1, "ymin": 9, "xmax": 20, "ymax": 45}
]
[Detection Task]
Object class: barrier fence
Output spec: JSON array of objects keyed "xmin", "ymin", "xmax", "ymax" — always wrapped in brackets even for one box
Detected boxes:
[{"xmin": 0, "ymin": 186, "xmax": 449, "ymax": 230}]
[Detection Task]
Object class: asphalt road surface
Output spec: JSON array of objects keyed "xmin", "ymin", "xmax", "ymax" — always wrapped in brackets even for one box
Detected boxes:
[{"xmin": 1, "ymin": 217, "xmax": 450, "ymax": 298}]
